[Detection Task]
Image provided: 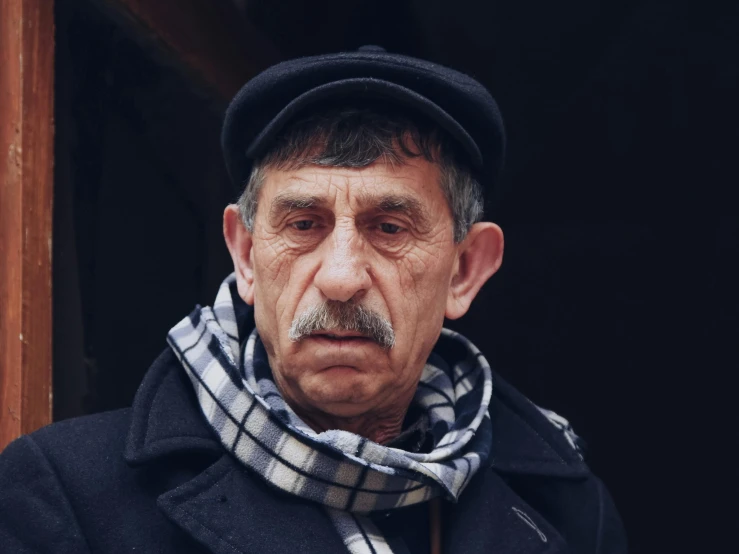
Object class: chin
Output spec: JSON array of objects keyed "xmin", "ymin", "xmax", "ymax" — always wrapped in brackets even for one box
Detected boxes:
[
  {"xmin": 301, "ymin": 373, "xmax": 378, "ymax": 415},
  {"xmin": 311, "ymin": 402, "xmax": 370, "ymax": 419}
]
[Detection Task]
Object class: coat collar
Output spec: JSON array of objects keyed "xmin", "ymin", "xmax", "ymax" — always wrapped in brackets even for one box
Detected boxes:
[
  {"xmin": 487, "ymin": 371, "xmax": 589, "ymax": 478},
  {"xmin": 124, "ymin": 313, "xmax": 585, "ymax": 553},
  {"xmin": 124, "ymin": 350, "xmax": 352, "ymax": 553},
  {"xmin": 124, "ymin": 348, "xmax": 222, "ymax": 465}
]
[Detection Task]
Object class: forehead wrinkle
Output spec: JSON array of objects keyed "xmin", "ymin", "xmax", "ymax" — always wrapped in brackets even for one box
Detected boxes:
[{"xmin": 267, "ymin": 170, "xmax": 353, "ymax": 223}]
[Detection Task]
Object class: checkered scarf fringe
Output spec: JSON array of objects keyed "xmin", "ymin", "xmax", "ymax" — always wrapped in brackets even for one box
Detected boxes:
[{"xmin": 168, "ymin": 274, "xmax": 494, "ymax": 554}]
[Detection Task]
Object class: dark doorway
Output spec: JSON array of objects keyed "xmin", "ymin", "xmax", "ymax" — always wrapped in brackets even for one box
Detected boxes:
[{"xmin": 53, "ymin": 2, "xmax": 738, "ymax": 552}]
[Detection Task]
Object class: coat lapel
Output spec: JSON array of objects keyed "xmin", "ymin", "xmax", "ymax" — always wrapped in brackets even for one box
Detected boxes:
[
  {"xmin": 445, "ymin": 468, "xmax": 570, "ymax": 554},
  {"xmin": 157, "ymin": 455, "xmax": 348, "ymax": 554},
  {"xmin": 125, "ymin": 349, "xmax": 347, "ymax": 553}
]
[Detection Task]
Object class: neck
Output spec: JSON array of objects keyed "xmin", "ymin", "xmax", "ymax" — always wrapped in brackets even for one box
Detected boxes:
[{"xmin": 291, "ymin": 405, "xmax": 408, "ymax": 445}]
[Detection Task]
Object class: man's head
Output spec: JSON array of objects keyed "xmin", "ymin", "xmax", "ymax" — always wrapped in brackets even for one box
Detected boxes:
[
  {"xmin": 223, "ymin": 102, "xmax": 503, "ymax": 439},
  {"xmin": 221, "ymin": 48, "xmax": 505, "ymax": 440}
]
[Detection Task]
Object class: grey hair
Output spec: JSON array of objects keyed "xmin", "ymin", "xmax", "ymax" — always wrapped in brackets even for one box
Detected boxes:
[{"xmin": 237, "ymin": 103, "xmax": 484, "ymax": 242}]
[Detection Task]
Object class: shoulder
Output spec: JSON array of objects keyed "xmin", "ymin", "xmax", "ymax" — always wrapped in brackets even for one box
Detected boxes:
[
  {"xmin": 0, "ymin": 411, "xmax": 132, "ymax": 554},
  {"xmin": 22, "ymin": 408, "xmax": 132, "ymax": 468},
  {"xmin": 0, "ymin": 408, "xmax": 133, "ymax": 504},
  {"xmin": 487, "ymin": 373, "xmax": 628, "ymax": 554},
  {"xmin": 2, "ymin": 407, "xmax": 130, "ymax": 463},
  {"xmin": 488, "ymin": 371, "xmax": 587, "ymax": 477}
]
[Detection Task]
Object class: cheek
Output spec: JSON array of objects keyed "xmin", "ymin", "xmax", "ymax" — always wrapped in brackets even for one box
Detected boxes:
[
  {"xmin": 253, "ymin": 234, "xmax": 292, "ymax": 282},
  {"xmin": 251, "ymin": 239, "xmax": 293, "ymax": 331},
  {"xmin": 396, "ymin": 246, "xmax": 453, "ymax": 310},
  {"xmin": 380, "ymin": 246, "xmax": 453, "ymax": 350},
  {"xmin": 252, "ymin": 237, "xmax": 319, "ymax": 329},
  {"xmin": 253, "ymin": 229, "xmax": 309, "ymax": 297}
]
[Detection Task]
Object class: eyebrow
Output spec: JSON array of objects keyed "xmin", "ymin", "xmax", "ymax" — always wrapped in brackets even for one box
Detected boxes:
[
  {"xmin": 268, "ymin": 192, "xmax": 327, "ymax": 223},
  {"xmin": 268, "ymin": 190, "xmax": 433, "ymax": 231}
]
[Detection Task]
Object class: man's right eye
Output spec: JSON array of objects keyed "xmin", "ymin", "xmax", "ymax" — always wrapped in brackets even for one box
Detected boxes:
[{"xmin": 290, "ymin": 220, "xmax": 314, "ymax": 231}]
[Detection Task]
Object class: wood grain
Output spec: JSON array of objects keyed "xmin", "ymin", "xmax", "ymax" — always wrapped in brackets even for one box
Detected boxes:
[
  {"xmin": 0, "ymin": 0, "xmax": 55, "ymax": 450},
  {"xmin": 95, "ymin": 0, "xmax": 281, "ymax": 100}
]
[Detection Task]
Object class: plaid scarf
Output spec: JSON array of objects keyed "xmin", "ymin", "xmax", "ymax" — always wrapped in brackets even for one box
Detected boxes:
[{"xmin": 168, "ymin": 275, "xmax": 493, "ymax": 553}]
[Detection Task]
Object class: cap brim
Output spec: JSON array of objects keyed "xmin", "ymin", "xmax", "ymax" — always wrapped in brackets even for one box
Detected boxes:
[{"xmin": 245, "ymin": 78, "xmax": 484, "ymax": 170}]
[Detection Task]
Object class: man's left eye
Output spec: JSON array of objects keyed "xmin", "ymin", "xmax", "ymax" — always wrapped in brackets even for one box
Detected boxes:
[
  {"xmin": 291, "ymin": 220, "xmax": 314, "ymax": 231},
  {"xmin": 379, "ymin": 222, "xmax": 403, "ymax": 234}
]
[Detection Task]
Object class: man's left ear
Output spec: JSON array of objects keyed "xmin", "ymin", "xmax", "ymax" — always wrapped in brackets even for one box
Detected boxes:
[{"xmin": 446, "ymin": 222, "xmax": 504, "ymax": 320}]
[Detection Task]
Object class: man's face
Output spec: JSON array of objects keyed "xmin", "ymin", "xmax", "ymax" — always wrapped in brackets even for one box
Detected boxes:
[{"xmin": 241, "ymin": 158, "xmax": 460, "ymax": 420}]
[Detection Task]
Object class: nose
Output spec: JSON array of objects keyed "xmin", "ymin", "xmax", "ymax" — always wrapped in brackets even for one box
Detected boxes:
[{"xmin": 313, "ymin": 222, "xmax": 371, "ymax": 303}]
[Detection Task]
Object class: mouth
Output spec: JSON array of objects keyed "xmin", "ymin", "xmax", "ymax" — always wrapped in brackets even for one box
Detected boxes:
[{"xmin": 309, "ymin": 331, "xmax": 374, "ymax": 342}]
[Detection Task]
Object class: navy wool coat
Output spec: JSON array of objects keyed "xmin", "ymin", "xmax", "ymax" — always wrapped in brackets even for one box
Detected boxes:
[{"xmin": 0, "ymin": 334, "xmax": 627, "ymax": 553}]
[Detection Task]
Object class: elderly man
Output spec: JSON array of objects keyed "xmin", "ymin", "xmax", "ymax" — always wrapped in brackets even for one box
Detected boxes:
[{"xmin": 0, "ymin": 48, "xmax": 626, "ymax": 553}]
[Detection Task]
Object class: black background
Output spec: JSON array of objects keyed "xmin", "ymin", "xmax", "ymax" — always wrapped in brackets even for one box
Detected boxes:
[{"xmin": 53, "ymin": 1, "xmax": 738, "ymax": 552}]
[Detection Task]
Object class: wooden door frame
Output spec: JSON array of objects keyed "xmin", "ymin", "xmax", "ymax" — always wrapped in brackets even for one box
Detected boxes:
[
  {"xmin": 1, "ymin": 0, "xmax": 279, "ymax": 450},
  {"xmin": 0, "ymin": 0, "xmax": 55, "ymax": 450},
  {"xmin": 93, "ymin": 0, "xmax": 280, "ymax": 100}
]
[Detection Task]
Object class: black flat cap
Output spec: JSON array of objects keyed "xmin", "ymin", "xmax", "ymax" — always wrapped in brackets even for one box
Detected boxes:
[{"xmin": 222, "ymin": 46, "xmax": 505, "ymax": 198}]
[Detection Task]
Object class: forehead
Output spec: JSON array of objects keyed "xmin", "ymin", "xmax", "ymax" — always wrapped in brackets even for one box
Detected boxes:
[{"xmin": 258, "ymin": 157, "xmax": 447, "ymax": 210}]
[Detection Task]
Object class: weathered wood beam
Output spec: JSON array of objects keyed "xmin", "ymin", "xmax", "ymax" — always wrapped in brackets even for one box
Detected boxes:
[
  {"xmin": 0, "ymin": 0, "xmax": 55, "ymax": 450},
  {"xmin": 94, "ymin": 0, "xmax": 281, "ymax": 101}
]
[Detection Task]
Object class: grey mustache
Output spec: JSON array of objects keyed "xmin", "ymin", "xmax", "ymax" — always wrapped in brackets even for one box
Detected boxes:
[{"xmin": 288, "ymin": 301, "xmax": 395, "ymax": 350}]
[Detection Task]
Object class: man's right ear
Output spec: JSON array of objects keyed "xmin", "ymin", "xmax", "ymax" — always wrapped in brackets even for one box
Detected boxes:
[{"xmin": 223, "ymin": 204, "xmax": 255, "ymax": 305}]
